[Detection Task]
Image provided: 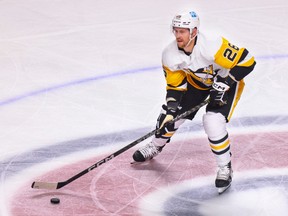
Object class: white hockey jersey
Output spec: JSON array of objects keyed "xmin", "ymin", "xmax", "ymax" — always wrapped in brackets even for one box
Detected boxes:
[{"xmin": 162, "ymin": 32, "xmax": 255, "ymax": 92}]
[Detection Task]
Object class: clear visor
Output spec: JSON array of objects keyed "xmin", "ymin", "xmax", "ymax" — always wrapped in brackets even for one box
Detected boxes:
[{"xmin": 171, "ymin": 26, "xmax": 190, "ymax": 34}]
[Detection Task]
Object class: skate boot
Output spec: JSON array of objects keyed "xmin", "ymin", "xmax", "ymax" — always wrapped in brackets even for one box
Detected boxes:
[
  {"xmin": 215, "ymin": 161, "xmax": 233, "ymax": 194},
  {"xmin": 132, "ymin": 142, "xmax": 164, "ymax": 162}
]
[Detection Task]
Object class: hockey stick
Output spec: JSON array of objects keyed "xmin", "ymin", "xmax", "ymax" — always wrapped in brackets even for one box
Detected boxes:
[{"xmin": 31, "ymin": 98, "xmax": 209, "ymax": 190}]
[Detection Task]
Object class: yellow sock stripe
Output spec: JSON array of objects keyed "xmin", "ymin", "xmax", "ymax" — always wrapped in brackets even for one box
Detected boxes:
[{"xmin": 210, "ymin": 140, "xmax": 230, "ymax": 151}]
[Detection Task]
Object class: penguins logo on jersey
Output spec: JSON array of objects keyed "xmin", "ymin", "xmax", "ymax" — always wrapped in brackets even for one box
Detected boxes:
[{"xmin": 184, "ymin": 65, "xmax": 216, "ymax": 86}]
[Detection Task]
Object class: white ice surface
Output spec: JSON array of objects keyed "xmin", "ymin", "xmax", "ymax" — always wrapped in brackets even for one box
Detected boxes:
[{"xmin": 0, "ymin": 0, "xmax": 288, "ymax": 215}]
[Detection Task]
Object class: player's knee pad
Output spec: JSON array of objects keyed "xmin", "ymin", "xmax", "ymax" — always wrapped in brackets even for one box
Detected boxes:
[{"xmin": 203, "ymin": 111, "xmax": 227, "ymax": 140}]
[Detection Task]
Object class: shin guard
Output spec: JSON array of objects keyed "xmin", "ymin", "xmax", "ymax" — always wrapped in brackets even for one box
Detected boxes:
[{"xmin": 203, "ymin": 112, "xmax": 231, "ymax": 166}]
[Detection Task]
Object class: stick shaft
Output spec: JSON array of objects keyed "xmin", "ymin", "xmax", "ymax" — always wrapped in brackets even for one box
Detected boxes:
[{"xmin": 31, "ymin": 99, "xmax": 209, "ymax": 189}]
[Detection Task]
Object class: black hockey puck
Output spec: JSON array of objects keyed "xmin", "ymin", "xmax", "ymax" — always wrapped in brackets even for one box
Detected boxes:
[{"xmin": 50, "ymin": 197, "xmax": 60, "ymax": 204}]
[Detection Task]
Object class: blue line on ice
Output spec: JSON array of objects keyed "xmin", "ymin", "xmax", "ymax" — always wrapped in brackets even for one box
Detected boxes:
[
  {"xmin": 0, "ymin": 54, "xmax": 287, "ymax": 180},
  {"xmin": 0, "ymin": 53, "xmax": 287, "ymax": 107}
]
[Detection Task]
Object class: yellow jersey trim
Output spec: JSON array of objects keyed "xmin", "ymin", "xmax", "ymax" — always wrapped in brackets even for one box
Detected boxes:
[{"xmin": 214, "ymin": 37, "xmax": 245, "ymax": 69}]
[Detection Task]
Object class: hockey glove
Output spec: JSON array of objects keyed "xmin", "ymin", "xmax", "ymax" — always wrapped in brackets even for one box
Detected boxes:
[
  {"xmin": 210, "ymin": 75, "xmax": 235, "ymax": 107},
  {"xmin": 155, "ymin": 103, "xmax": 178, "ymax": 137}
]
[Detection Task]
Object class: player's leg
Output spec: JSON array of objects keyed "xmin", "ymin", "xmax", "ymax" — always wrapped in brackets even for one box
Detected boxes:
[
  {"xmin": 132, "ymin": 105, "xmax": 186, "ymax": 162},
  {"xmin": 203, "ymin": 80, "xmax": 245, "ymax": 193},
  {"xmin": 132, "ymin": 85, "xmax": 209, "ymax": 162}
]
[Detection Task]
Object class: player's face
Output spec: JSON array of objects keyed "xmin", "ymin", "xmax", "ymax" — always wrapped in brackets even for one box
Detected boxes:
[{"xmin": 173, "ymin": 27, "xmax": 191, "ymax": 48}]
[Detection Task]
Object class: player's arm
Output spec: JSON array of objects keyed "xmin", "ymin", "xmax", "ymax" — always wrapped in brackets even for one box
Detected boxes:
[
  {"xmin": 156, "ymin": 65, "xmax": 186, "ymax": 132},
  {"xmin": 163, "ymin": 65, "xmax": 186, "ymax": 114},
  {"xmin": 210, "ymin": 38, "xmax": 256, "ymax": 106},
  {"xmin": 214, "ymin": 37, "xmax": 256, "ymax": 81}
]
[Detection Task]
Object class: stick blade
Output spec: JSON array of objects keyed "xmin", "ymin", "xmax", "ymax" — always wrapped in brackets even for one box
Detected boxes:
[{"xmin": 31, "ymin": 181, "xmax": 59, "ymax": 190}]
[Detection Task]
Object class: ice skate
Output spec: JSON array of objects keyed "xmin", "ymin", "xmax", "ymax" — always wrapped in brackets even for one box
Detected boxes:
[
  {"xmin": 215, "ymin": 162, "xmax": 233, "ymax": 194},
  {"xmin": 132, "ymin": 142, "xmax": 164, "ymax": 163}
]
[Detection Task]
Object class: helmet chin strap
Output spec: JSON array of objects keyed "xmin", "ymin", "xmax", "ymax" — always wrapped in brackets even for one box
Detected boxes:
[{"xmin": 184, "ymin": 30, "xmax": 198, "ymax": 49}]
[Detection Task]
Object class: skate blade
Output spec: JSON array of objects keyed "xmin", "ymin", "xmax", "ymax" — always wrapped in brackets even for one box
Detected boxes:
[
  {"xmin": 130, "ymin": 161, "xmax": 143, "ymax": 165},
  {"xmin": 130, "ymin": 158, "xmax": 153, "ymax": 165},
  {"xmin": 217, "ymin": 184, "xmax": 231, "ymax": 194}
]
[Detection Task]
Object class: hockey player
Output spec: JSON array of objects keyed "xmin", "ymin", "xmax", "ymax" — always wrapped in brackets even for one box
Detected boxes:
[{"xmin": 132, "ymin": 11, "xmax": 256, "ymax": 194}]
